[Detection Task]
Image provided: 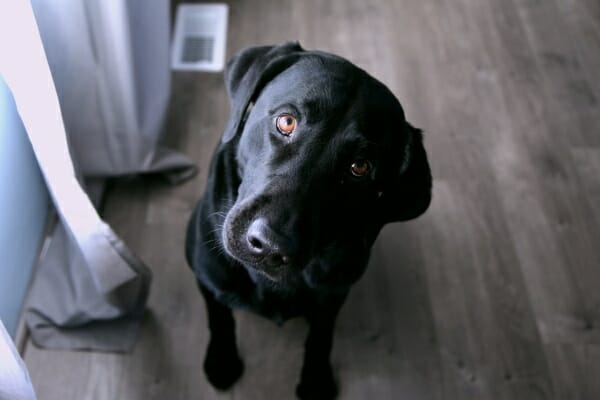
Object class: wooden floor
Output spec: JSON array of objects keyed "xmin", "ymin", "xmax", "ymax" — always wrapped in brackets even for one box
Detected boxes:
[{"xmin": 24, "ymin": 0, "xmax": 600, "ymax": 399}]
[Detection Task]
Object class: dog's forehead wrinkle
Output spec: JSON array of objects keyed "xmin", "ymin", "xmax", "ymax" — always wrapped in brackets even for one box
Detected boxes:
[{"xmin": 266, "ymin": 57, "xmax": 361, "ymax": 102}]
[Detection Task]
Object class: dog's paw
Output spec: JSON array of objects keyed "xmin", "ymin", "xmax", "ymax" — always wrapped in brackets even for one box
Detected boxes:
[
  {"xmin": 203, "ymin": 339, "xmax": 244, "ymax": 390},
  {"xmin": 295, "ymin": 364, "xmax": 338, "ymax": 400}
]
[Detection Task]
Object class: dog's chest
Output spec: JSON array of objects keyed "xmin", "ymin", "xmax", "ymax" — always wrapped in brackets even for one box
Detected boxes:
[
  {"xmin": 231, "ymin": 290, "xmax": 304, "ymax": 325},
  {"xmin": 219, "ymin": 271, "xmax": 310, "ymax": 324}
]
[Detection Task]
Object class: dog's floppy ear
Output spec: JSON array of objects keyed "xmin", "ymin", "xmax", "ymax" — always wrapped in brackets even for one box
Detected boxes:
[
  {"xmin": 378, "ymin": 123, "xmax": 432, "ymax": 223},
  {"xmin": 222, "ymin": 41, "xmax": 305, "ymax": 143}
]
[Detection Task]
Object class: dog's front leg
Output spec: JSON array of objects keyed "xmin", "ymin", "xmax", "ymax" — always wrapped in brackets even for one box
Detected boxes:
[
  {"xmin": 296, "ymin": 305, "xmax": 343, "ymax": 400},
  {"xmin": 199, "ymin": 285, "xmax": 244, "ymax": 390}
]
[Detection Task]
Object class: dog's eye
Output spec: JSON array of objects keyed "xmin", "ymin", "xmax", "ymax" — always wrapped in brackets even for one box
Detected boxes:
[
  {"xmin": 350, "ymin": 160, "xmax": 371, "ymax": 177},
  {"xmin": 276, "ymin": 114, "xmax": 296, "ymax": 135}
]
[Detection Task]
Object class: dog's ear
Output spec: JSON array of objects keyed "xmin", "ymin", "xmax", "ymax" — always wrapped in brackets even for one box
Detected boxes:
[
  {"xmin": 378, "ymin": 123, "xmax": 432, "ymax": 223},
  {"xmin": 221, "ymin": 41, "xmax": 304, "ymax": 143}
]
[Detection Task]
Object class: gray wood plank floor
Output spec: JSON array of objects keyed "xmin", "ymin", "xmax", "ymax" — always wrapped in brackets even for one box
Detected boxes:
[{"xmin": 24, "ymin": 0, "xmax": 600, "ymax": 399}]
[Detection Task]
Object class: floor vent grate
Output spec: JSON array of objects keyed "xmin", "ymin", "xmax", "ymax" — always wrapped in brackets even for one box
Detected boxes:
[{"xmin": 171, "ymin": 4, "xmax": 228, "ymax": 72}]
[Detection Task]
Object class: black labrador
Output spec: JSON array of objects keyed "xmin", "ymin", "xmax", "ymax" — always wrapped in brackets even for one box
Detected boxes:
[{"xmin": 185, "ymin": 42, "xmax": 432, "ymax": 399}]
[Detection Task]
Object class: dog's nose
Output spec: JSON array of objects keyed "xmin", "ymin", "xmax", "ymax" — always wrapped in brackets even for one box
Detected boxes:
[{"xmin": 246, "ymin": 218, "xmax": 293, "ymax": 266}]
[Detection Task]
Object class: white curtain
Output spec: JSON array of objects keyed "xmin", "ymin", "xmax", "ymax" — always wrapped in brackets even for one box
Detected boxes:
[
  {"xmin": 0, "ymin": 320, "xmax": 37, "ymax": 400},
  {"xmin": 0, "ymin": 0, "xmax": 194, "ymax": 351}
]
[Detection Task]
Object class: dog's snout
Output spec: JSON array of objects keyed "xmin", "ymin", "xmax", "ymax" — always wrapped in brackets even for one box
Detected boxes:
[{"xmin": 246, "ymin": 218, "xmax": 293, "ymax": 266}]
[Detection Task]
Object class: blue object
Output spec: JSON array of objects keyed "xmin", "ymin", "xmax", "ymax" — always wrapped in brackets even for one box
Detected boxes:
[{"xmin": 0, "ymin": 74, "xmax": 49, "ymax": 338}]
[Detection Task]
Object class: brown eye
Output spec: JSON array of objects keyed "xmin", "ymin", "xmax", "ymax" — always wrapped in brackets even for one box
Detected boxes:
[
  {"xmin": 276, "ymin": 114, "xmax": 296, "ymax": 135},
  {"xmin": 350, "ymin": 160, "xmax": 371, "ymax": 177}
]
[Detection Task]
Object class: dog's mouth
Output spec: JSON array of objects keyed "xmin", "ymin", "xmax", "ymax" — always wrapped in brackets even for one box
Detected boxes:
[
  {"xmin": 247, "ymin": 262, "xmax": 288, "ymax": 282},
  {"xmin": 222, "ymin": 238, "xmax": 292, "ymax": 283}
]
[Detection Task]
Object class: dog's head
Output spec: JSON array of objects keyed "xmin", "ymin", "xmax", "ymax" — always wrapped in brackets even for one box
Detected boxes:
[{"xmin": 219, "ymin": 42, "xmax": 431, "ymax": 287}]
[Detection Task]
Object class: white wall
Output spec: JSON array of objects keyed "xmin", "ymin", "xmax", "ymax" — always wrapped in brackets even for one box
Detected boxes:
[{"xmin": 0, "ymin": 75, "xmax": 49, "ymax": 337}]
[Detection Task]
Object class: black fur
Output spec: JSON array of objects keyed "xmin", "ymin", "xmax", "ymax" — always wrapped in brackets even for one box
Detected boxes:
[{"xmin": 185, "ymin": 42, "xmax": 432, "ymax": 399}]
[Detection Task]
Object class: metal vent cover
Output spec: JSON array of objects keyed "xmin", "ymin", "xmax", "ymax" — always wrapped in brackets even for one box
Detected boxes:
[{"xmin": 171, "ymin": 4, "xmax": 228, "ymax": 72}]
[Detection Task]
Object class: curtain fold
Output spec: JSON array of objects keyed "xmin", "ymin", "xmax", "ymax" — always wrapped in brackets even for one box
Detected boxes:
[{"xmin": 0, "ymin": 0, "xmax": 194, "ymax": 352}]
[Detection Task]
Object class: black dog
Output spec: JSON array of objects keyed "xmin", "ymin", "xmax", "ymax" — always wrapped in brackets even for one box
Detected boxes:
[{"xmin": 186, "ymin": 42, "xmax": 432, "ymax": 399}]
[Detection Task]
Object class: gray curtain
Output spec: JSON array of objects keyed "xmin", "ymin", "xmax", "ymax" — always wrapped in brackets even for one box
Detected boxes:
[{"xmin": 0, "ymin": 0, "xmax": 195, "ymax": 352}]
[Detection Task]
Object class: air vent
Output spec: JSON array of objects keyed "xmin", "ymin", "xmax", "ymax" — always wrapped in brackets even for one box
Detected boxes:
[{"xmin": 171, "ymin": 4, "xmax": 228, "ymax": 72}]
